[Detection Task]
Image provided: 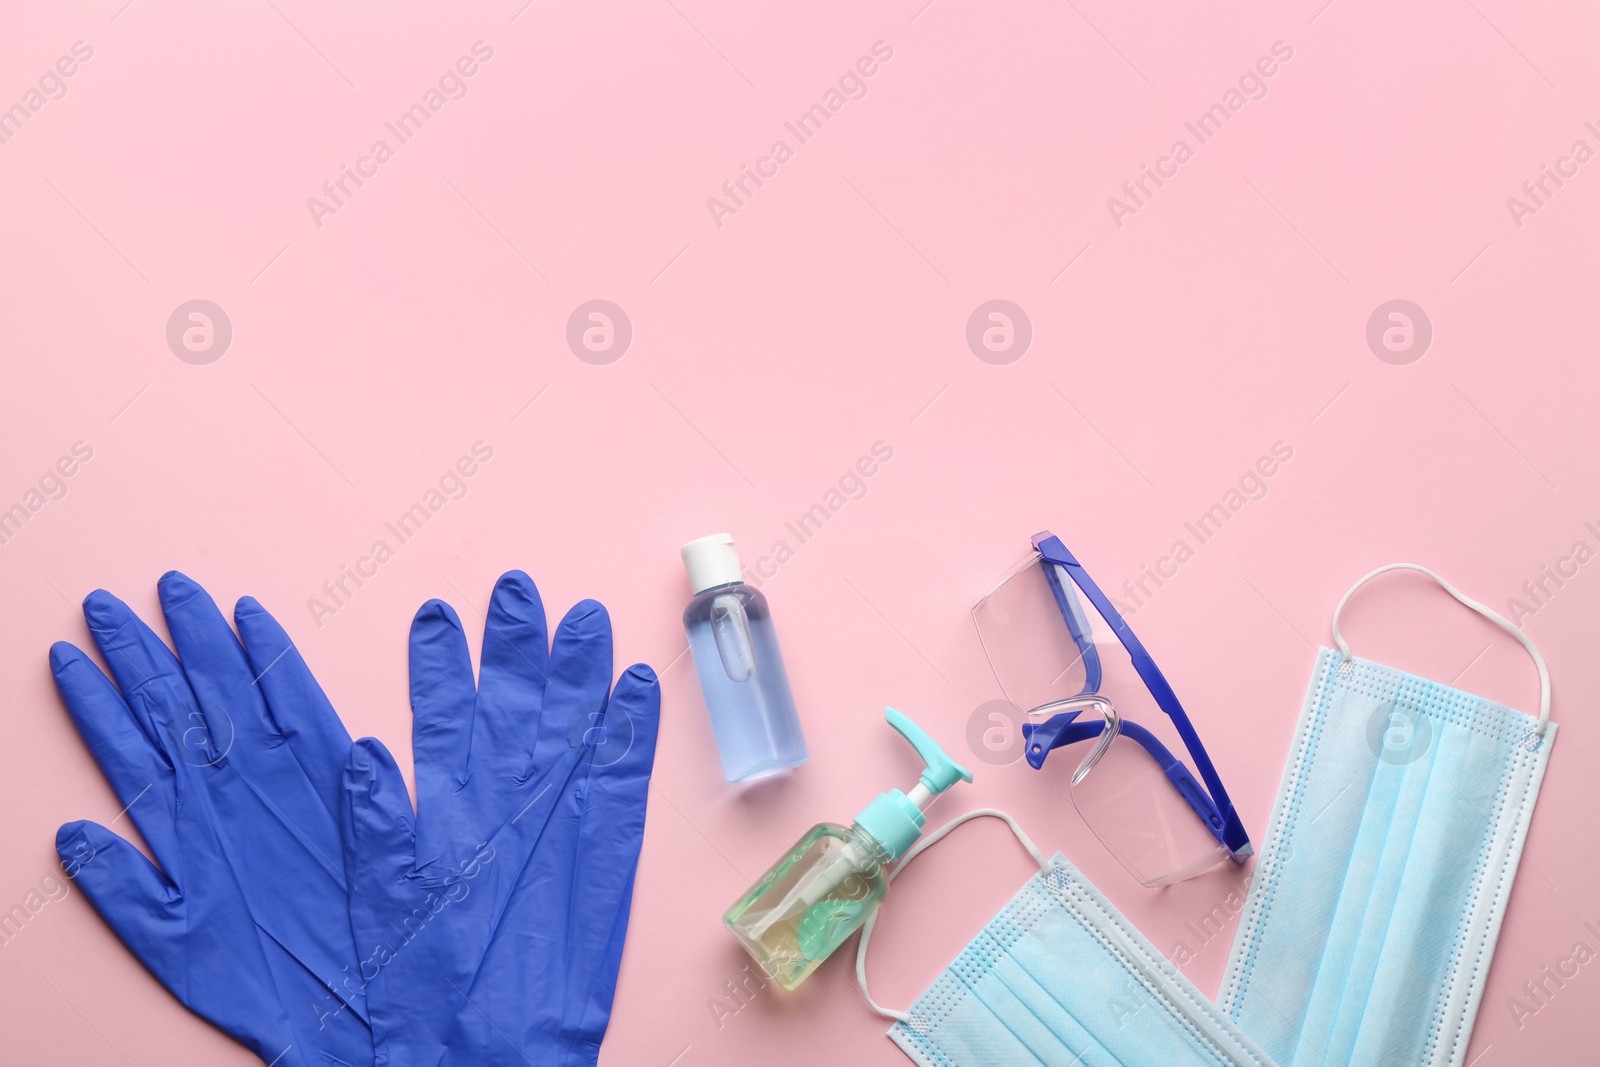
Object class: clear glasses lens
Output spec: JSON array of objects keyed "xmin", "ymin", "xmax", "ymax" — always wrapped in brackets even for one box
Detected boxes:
[
  {"xmin": 974, "ymin": 549, "xmax": 1228, "ymax": 887},
  {"xmin": 1069, "ymin": 732, "xmax": 1230, "ymax": 887},
  {"xmin": 972, "ymin": 553, "xmax": 1094, "ymax": 715}
]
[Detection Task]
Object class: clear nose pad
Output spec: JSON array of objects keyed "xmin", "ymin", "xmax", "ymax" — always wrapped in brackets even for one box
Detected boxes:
[
  {"xmin": 1024, "ymin": 695, "xmax": 1120, "ymax": 785},
  {"xmin": 1069, "ymin": 698, "xmax": 1118, "ymax": 786}
]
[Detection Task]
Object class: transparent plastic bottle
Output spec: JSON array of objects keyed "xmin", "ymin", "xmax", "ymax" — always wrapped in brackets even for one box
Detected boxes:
[
  {"xmin": 681, "ymin": 534, "xmax": 808, "ymax": 782},
  {"xmin": 724, "ymin": 708, "xmax": 971, "ymax": 988},
  {"xmin": 725, "ymin": 822, "xmax": 890, "ymax": 990}
]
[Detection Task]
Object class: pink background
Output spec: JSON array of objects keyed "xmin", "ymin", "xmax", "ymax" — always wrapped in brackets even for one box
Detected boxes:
[{"xmin": 1, "ymin": 0, "xmax": 1596, "ymax": 1063}]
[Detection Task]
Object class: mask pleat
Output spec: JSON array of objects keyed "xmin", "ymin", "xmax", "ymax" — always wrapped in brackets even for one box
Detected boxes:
[
  {"xmin": 1313, "ymin": 685, "xmax": 1444, "ymax": 1062},
  {"xmin": 980, "ymin": 954, "xmax": 1122, "ymax": 1067},
  {"xmin": 1349, "ymin": 711, "xmax": 1510, "ymax": 1063}
]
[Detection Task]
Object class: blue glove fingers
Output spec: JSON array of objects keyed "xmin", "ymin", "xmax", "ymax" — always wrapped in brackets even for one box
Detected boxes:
[
  {"xmin": 409, "ymin": 599, "xmax": 477, "ymax": 842},
  {"xmin": 437, "ymin": 666, "xmax": 656, "ymax": 1066},
  {"xmin": 341, "ymin": 736, "xmax": 454, "ymax": 1065},
  {"xmin": 342, "ymin": 737, "xmax": 419, "ymax": 920},
  {"xmin": 50, "ymin": 642, "xmax": 183, "ymax": 877},
  {"xmin": 562, "ymin": 664, "xmax": 659, "ymax": 1048},
  {"xmin": 528, "ymin": 600, "xmax": 614, "ymax": 780},
  {"xmin": 157, "ymin": 571, "xmax": 279, "ymax": 762},
  {"xmin": 473, "ymin": 571, "xmax": 551, "ymax": 767},
  {"xmin": 54, "ymin": 819, "xmax": 180, "ymax": 967},
  {"xmin": 234, "ymin": 596, "xmax": 353, "ymax": 816},
  {"xmin": 82, "ymin": 589, "xmax": 221, "ymax": 768},
  {"xmin": 588, "ymin": 664, "xmax": 661, "ymax": 787},
  {"xmin": 561, "ymin": 871, "xmax": 635, "ymax": 1067},
  {"xmin": 161, "ymin": 577, "xmax": 368, "ymax": 1038}
]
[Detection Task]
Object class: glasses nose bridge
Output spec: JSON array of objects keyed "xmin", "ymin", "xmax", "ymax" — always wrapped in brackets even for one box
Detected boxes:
[
  {"xmin": 1068, "ymin": 696, "xmax": 1119, "ymax": 786},
  {"xmin": 1021, "ymin": 695, "xmax": 1122, "ymax": 786}
]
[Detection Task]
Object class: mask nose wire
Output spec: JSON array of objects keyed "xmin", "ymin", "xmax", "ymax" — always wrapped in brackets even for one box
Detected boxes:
[{"xmin": 1330, "ymin": 563, "xmax": 1551, "ymax": 733}]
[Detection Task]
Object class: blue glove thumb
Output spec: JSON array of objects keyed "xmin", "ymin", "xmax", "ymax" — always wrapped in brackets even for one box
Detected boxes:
[{"xmin": 56, "ymin": 820, "xmax": 299, "ymax": 1064}]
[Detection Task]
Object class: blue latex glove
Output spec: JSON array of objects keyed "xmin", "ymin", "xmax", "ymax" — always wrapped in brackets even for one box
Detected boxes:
[
  {"xmin": 53, "ymin": 573, "xmax": 373, "ymax": 1067},
  {"xmin": 343, "ymin": 572, "xmax": 658, "ymax": 1067},
  {"xmin": 438, "ymin": 670, "xmax": 658, "ymax": 1066}
]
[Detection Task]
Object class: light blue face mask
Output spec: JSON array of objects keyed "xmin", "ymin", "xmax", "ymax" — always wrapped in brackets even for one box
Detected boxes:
[
  {"xmin": 856, "ymin": 810, "xmax": 1275, "ymax": 1067},
  {"xmin": 1219, "ymin": 565, "xmax": 1556, "ymax": 1067}
]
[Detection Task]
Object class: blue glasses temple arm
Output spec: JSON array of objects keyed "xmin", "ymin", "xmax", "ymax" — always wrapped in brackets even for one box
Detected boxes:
[
  {"xmin": 1033, "ymin": 533, "xmax": 1251, "ymax": 858},
  {"xmin": 1021, "ymin": 714, "xmax": 1228, "ymax": 844}
]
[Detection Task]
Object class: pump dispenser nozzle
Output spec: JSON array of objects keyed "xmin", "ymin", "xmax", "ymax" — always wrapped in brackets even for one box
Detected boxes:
[{"xmin": 855, "ymin": 707, "xmax": 974, "ymax": 863}]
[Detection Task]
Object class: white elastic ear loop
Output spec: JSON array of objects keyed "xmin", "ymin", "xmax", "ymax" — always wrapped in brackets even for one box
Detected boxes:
[
  {"xmin": 854, "ymin": 809, "xmax": 1047, "ymax": 1023},
  {"xmin": 1331, "ymin": 563, "xmax": 1551, "ymax": 733}
]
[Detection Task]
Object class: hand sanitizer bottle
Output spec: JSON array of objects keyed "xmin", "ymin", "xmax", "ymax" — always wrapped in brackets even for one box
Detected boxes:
[
  {"xmin": 681, "ymin": 533, "xmax": 809, "ymax": 782},
  {"xmin": 724, "ymin": 707, "xmax": 972, "ymax": 989}
]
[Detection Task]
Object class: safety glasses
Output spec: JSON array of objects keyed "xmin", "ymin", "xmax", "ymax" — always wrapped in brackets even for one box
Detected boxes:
[{"xmin": 972, "ymin": 532, "xmax": 1251, "ymax": 886}]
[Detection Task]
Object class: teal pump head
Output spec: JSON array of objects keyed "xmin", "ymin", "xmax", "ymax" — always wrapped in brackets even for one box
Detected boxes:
[{"xmin": 855, "ymin": 707, "xmax": 974, "ymax": 861}]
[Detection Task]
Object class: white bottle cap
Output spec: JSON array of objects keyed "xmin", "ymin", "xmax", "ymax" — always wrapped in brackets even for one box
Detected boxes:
[{"xmin": 681, "ymin": 533, "xmax": 744, "ymax": 594}]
